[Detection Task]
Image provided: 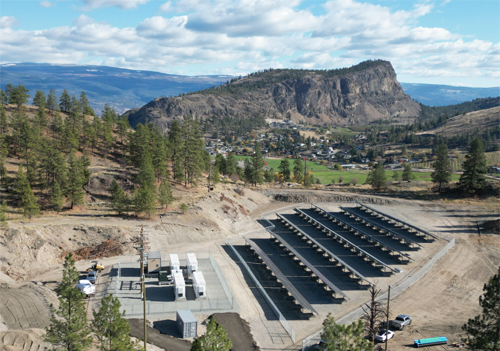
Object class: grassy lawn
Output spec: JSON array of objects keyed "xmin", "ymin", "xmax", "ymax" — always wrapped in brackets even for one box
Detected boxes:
[
  {"xmin": 311, "ymin": 169, "xmax": 461, "ymax": 184},
  {"xmin": 220, "ymin": 155, "xmax": 462, "ymax": 184}
]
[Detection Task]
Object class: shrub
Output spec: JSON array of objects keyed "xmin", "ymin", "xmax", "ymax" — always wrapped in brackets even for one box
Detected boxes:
[
  {"xmin": 180, "ymin": 203, "xmax": 188, "ymax": 213},
  {"xmin": 352, "ymin": 177, "xmax": 359, "ymax": 185},
  {"xmin": 338, "ymin": 175, "xmax": 344, "ymax": 183}
]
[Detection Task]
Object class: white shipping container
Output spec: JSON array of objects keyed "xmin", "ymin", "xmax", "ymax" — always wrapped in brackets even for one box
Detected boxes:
[
  {"xmin": 186, "ymin": 253, "xmax": 198, "ymax": 276},
  {"xmin": 192, "ymin": 271, "xmax": 207, "ymax": 299},
  {"xmin": 170, "ymin": 254, "xmax": 180, "ymax": 273},
  {"xmin": 173, "ymin": 272, "xmax": 186, "ymax": 300}
]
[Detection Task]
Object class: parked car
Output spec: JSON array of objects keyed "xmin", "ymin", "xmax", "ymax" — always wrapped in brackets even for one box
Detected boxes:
[
  {"xmin": 75, "ymin": 280, "xmax": 96, "ymax": 297},
  {"xmin": 375, "ymin": 329, "xmax": 395, "ymax": 342},
  {"xmin": 87, "ymin": 270, "xmax": 98, "ymax": 284},
  {"xmin": 390, "ymin": 314, "xmax": 412, "ymax": 330}
]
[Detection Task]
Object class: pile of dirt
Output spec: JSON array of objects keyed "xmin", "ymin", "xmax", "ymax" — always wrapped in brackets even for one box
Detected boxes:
[
  {"xmin": 211, "ymin": 313, "xmax": 260, "ymax": 351},
  {"xmin": 482, "ymin": 219, "xmax": 500, "ymax": 234},
  {"xmin": 128, "ymin": 318, "xmax": 191, "ymax": 351},
  {"xmin": 0, "ymin": 328, "xmax": 50, "ymax": 351}
]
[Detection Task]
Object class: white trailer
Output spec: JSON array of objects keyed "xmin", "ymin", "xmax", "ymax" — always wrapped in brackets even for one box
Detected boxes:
[
  {"xmin": 186, "ymin": 253, "xmax": 198, "ymax": 276},
  {"xmin": 173, "ymin": 271, "xmax": 186, "ymax": 300},
  {"xmin": 170, "ymin": 254, "xmax": 181, "ymax": 274},
  {"xmin": 192, "ymin": 271, "xmax": 207, "ymax": 299}
]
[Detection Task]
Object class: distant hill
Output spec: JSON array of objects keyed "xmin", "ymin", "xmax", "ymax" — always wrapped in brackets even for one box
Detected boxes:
[
  {"xmin": 0, "ymin": 63, "xmax": 232, "ymax": 114},
  {"xmin": 125, "ymin": 60, "xmax": 421, "ymax": 131},
  {"xmin": 419, "ymin": 97, "xmax": 500, "ymax": 119},
  {"xmin": 401, "ymin": 82, "xmax": 500, "ymax": 106},
  {"xmin": 417, "ymin": 106, "xmax": 500, "ymax": 137}
]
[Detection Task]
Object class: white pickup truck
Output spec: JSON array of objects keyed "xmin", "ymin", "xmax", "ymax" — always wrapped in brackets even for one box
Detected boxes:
[{"xmin": 75, "ymin": 280, "xmax": 96, "ymax": 297}]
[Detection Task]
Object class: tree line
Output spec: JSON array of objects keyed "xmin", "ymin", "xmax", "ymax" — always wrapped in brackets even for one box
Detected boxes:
[{"xmin": 0, "ymin": 84, "xmax": 209, "ymax": 223}]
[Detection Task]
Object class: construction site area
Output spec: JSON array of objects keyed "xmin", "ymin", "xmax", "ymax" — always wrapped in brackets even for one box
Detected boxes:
[{"xmin": 0, "ymin": 186, "xmax": 499, "ymax": 351}]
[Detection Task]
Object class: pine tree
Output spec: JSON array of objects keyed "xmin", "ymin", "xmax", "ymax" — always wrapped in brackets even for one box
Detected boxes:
[
  {"xmin": 191, "ymin": 317, "xmax": 232, "ymax": 351},
  {"xmin": 278, "ymin": 158, "xmax": 291, "ymax": 182},
  {"xmin": 116, "ymin": 115, "xmax": 130, "ymax": 145},
  {"xmin": 0, "ymin": 200, "xmax": 8, "ymax": 227},
  {"xmin": 0, "ymin": 104, "xmax": 8, "ymax": 136},
  {"xmin": 366, "ymin": 162, "xmax": 386, "ymax": 191},
  {"xmin": 136, "ymin": 152, "xmax": 156, "ymax": 191},
  {"xmin": 47, "ymin": 88, "xmax": 59, "ymax": 114},
  {"xmin": 133, "ymin": 182, "xmax": 157, "ymax": 218},
  {"xmin": 431, "ymin": 143, "xmax": 452, "ymax": 192},
  {"xmin": 392, "ymin": 171, "xmax": 400, "ymax": 182},
  {"xmin": 168, "ymin": 121, "xmax": 184, "ymax": 183},
  {"xmin": 321, "ymin": 314, "xmax": 372, "ymax": 351},
  {"xmin": 110, "ymin": 179, "xmax": 129, "ymax": 215},
  {"xmin": 225, "ymin": 152, "xmax": 237, "ymax": 176},
  {"xmin": 20, "ymin": 181, "xmax": 39, "ymax": 219},
  {"xmin": 59, "ymin": 89, "xmax": 72, "ymax": 112},
  {"xmin": 401, "ymin": 163, "xmax": 414, "ymax": 182},
  {"xmin": 293, "ymin": 158, "xmax": 303, "ymax": 184},
  {"xmin": 9, "ymin": 85, "xmax": 30, "ymax": 109},
  {"xmin": 92, "ymin": 294, "xmax": 136, "ymax": 351},
  {"xmin": 214, "ymin": 154, "xmax": 226, "ymax": 175},
  {"xmin": 51, "ymin": 180, "xmax": 64, "ymax": 213},
  {"xmin": 462, "ymin": 266, "xmax": 500, "ymax": 351},
  {"xmin": 181, "ymin": 115, "xmax": 204, "ymax": 187},
  {"xmin": 211, "ymin": 166, "xmax": 220, "ymax": 185},
  {"xmin": 79, "ymin": 91, "xmax": 94, "ymax": 117},
  {"xmin": 33, "ymin": 89, "xmax": 46, "ymax": 108},
  {"xmin": 157, "ymin": 180, "xmax": 174, "ymax": 209},
  {"xmin": 45, "ymin": 253, "xmax": 92, "ymax": 351},
  {"xmin": 151, "ymin": 134, "xmax": 168, "ymax": 182},
  {"xmin": 250, "ymin": 141, "xmax": 264, "ymax": 186},
  {"xmin": 66, "ymin": 152, "xmax": 85, "ymax": 209},
  {"xmin": 460, "ymin": 138, "xmax": 487, "ymax": 194}
]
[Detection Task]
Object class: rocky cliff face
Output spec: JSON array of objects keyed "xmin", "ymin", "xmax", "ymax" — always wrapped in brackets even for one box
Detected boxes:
[{"xmin": 125, "ymin": 61, "xmax": 421, "ymax": 130}]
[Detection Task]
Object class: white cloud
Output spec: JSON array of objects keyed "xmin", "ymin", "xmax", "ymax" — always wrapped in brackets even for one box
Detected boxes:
[
  {"xmin": 159, "ymin": 1, "xmax": 172, "ymax": 12},
  {"xmin": 79, "ymin": 0, "xmax": 150, "ymax": 11},
  {"xmin": 40, "ymin": 1, "xmax": 57, "ymax": 7},
  {"xmin": 0, "ymin": 16, "xmax": 19, "ymax": 29},
  {"xmin": 0, "ymin": 0, "xmax": 497, "ymax": 86}
]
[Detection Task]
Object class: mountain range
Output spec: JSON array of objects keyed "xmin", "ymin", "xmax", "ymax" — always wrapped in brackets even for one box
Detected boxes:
[{"xmin": 1, "ymin": 62, "xmax": 498, "ymax": 115}]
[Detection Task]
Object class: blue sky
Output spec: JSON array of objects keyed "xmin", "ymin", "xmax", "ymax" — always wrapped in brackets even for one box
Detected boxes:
[{"xmin": 1, "ymin": 0, "xmax": 499, "ymax": 87}]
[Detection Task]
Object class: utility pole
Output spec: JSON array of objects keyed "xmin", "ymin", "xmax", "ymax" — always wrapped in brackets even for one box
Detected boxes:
[
  {"xmin": 137, "ymin": 225, "xmax": 148, "ymax": 351},
  {"xmin": 385, "ymin": 285, "xmax": 391, "ymax": 351}
]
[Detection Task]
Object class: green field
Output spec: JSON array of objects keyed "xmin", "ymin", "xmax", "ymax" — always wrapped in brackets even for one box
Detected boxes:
[
  {"xmin": 311, "ymin": 169, "xmax": 460, "ymax": 184},
  {"xmin": 227, "ymin": 156, "xmax": 461, "ymax": 184}
]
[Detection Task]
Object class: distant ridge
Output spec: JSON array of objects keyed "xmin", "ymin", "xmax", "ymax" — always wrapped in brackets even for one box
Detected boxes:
[
  {"xmin": 400, "ymin": 82, "xmax": 500, "ymax": 106},
  {"xmin": 0, "ymin": 63, "xmax": 232, "ymax": 114}
]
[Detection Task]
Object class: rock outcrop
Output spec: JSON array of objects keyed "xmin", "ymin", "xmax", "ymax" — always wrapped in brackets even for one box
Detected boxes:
[{"xmin": 125, "ymin": 60, "xmax": 421, "ymax": 130}]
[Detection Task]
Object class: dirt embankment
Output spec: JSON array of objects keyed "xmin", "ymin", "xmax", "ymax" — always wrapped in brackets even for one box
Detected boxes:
[{"xmin": 261, "ymin": 189, "xmax": 401, "ymax": 205}]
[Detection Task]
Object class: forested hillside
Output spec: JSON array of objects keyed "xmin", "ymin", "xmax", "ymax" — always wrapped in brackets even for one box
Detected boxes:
[
  {"xmin": 419, "ymin": 97, "xmax": 500, "ymax": 119},
  {"xmin": 0, "ymin": 85, "xmax": 209, "ymax": 223}
]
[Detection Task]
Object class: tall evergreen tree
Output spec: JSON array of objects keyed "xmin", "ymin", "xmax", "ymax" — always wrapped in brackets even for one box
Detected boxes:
[
  {"xmin": 51, "ymin": 180, "xmax": 64, "ymax": 213},
  {"xmin": 157, "ymin": 180, "xmax": 174, "ymax": 209},
  {"xmin": 181, "ymin": 115, "xmax": 204, "ymax": 187},
  {"xmin": 431, "ymin": 143, "xmax": 452, "ymax": 192},
  {"xmin": 0, "ymin": 104, "xmax": 8, "ymax": 136},
  {"xmin": 224, "ymin": 152, "xmax": 237, "ymax": 176},
  {"xmin": 9, "ymin": 85, "xmax": 30, "ymax": 109},
  {"xmin": 59, "ymin": 89, "xmax": 72, "ymax": 112},
  {"xmin": 45, "ymin": 253, "xmax": 92, "ymax": 351},
  {"xmin": 366, "ymin": 162, "xmax": 386, "ymax": 191},
  {"xmin": 47, "ymin": 88, "xmax": 59, "ymax": 113},
  {"xmin": 459, "ymin": 138, "xmax": 487, "ymax": 194},
  {"xmin": 20, "ymin": 181, "xmax": 39, "ymax": 219},
  {"xmin": 92, "ymin": 294, "xmax": 136, "ymax": 351},
  {"xmin": 66, "ymin": 152, "xmax": 85, "ymax": 209},
  {"xmin": 214, "ymin": 154, "xmax": 226, "ymax": 175},
  {"xmin": 133, "ymin": 182, "xmax": 157, "ymax": 218},
  {"xmin": 168, "ymin": 121, "xmax": 184, "ymax": 183},
  {"xmin": 110, "ymin": 179, "xmax": 129, "ymax": 215},
  {"xmin": 79, "ymin": 91, "xmax": 94, "ymax": 116},
  {"xmin": 462, "ymin": 266, "xmax": 500, "ymax": 351},
  {"xmin": 293, "ymin": 158, "xmax": 304, "ymax": 184},
  {"xmin": 250, "ymin": 141, "xmax": 264, "ymax": 186},
  {"xmin": 401, "ymin": 163, "xmax": 414, "ymax": 182},
  {"xmin": 278, "ymin": 158, "xmax": 291, "ymax": 182}
]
